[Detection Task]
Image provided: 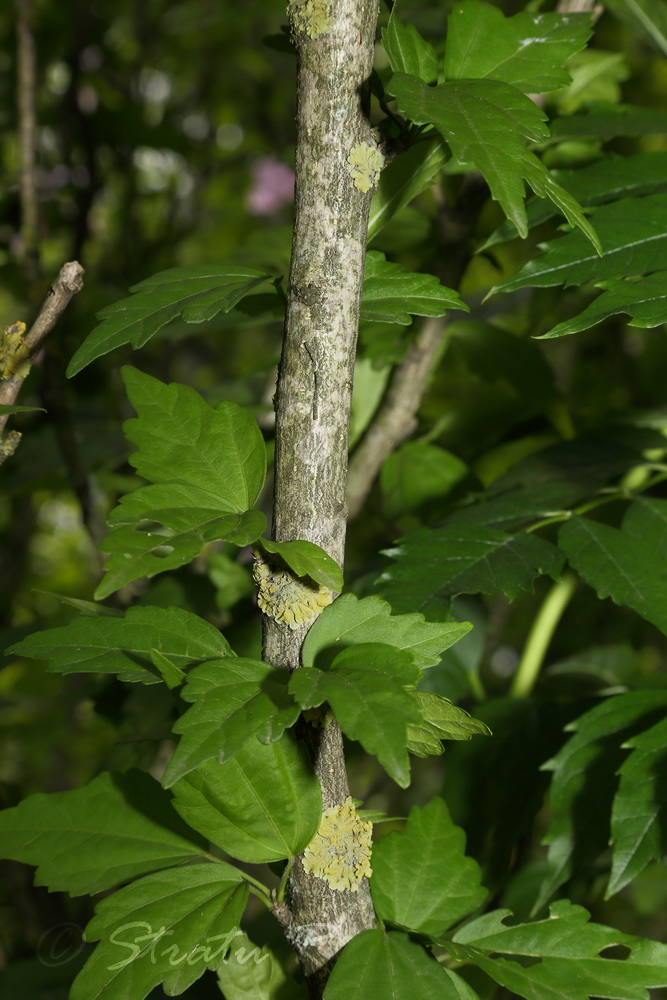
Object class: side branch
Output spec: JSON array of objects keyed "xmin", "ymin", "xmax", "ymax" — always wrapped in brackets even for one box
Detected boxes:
[{"xmin": 0, "ymin": 261, "xmax": 85, "ymax": 453}]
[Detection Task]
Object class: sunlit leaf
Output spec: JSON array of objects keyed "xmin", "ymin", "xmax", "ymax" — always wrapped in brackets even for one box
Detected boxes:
[{"xmin": 361, "ymin": 251, "xmax": 467, "ymax": 325}]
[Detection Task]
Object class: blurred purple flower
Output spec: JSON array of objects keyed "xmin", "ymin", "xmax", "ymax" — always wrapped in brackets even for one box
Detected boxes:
[{"xmin": 247, "ymin": 157, "xmax": 294, "ymax": 215}]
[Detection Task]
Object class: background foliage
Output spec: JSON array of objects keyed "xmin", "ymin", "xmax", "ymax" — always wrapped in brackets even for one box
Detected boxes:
[{"xmin": 2, "ymin": 0, "xmax": 667, "ymax": 997}]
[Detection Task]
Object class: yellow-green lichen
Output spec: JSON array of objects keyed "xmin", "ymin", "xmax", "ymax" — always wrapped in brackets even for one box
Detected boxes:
[
  {"xmin": 302, "ymin": 797, "xmax": 373, "ymax": 891},
  {"xmin": 347, "ymin": 141, "xmax": 385, "ymax": 193},
  {"xmin": 0, "ymin": 322, "xmax": 30, "ymax": 380},
  {"xmin": 288, "ymin": 0, "xmax": 332, "ymax": 38},
  {"xmin": 252, "ymin": 556, "xmax": 332, "ymax": 630}
]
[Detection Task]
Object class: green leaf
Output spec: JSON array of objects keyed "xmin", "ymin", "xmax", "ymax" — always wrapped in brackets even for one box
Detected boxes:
[
  {"xmin": 66, "ymin": 265, "xmax": 274, "ymax": 376},
  {"xmin": 382, "ymin": 9, "xmax": 437, "ymax": 83},
  {"xmin": 546, "ymin": 104, "xmax": 667, "ymax": 145},
  {"xmin": 368, "ymin": 137, "xmax": 449, "ymax": 242},
  {"xmin": 108, "ymin": 483, "xmax": 267, "ymax": 539},
  {"xmin": 120, "ymin": 367, "xmax": 266, "ymax": 512},
  {"xmin": 445, "ymin": 1, "xmax": 592, "ymax": 94},
  {"xmin": 489, "ymin": 194, "xmax": 667, "ymax": 297},
  {"xmin": 217, "ymin": 932, "xmax": 308, "ymax": 1000},
  {"xmin": 149, "ymin": 648, "xmax": 185, "ymax": 689},
  {"xmin": 71, "ymin": 864, "xmax": 248, "ymax": 1000},
  {"xmin": 523, "ymin": 154, "xmax": 601, "ymax": 255},
  {"xmin": 378, "ymin": 525, "xmax": 565, "ymax": 616},
  {"xmin": 289, "ymin": 643, "xmax": 422, "ymax": 787},
  {"xmin": 324, "ymin": 930, "xmax": 478, "ymax": 1000},
  {"xmin": 259, "ymin": 537, "xmax": 343, "ymax": 591},
  {"xmin": 388, "ymin": 73, "xmax": 550, "ymax": 237},
  {"xmin": 302, "ymin": 593, "xmax": 471, "ymax": 672},
  {"xmin": 95, "ymin": 510, "xmax": 265, "ymax": 600},
  {"xmin": 0, "ymin": 770, "xmax": 207, "ymax": 896},
  {"xmin": 406, "ymin": 691, "xmax": 491, "ymax": 757},
  {"xmin": 0, "ymin": 404, "xmax": 45, "ymax": 414},
  {"xmin": 381, "ymin": 442, "xmax": 468, "ymax": 518},
  {"xmin": 162, "ymin": 657, "xmax": 300, "ymax": 786},
  {"xmin": 483, "ymin": 151, "xmax": 667, "ymax": 250},
  {"xmin": 449, "ymin": 899, "xmax": 667, "ymax": 1000},
  {"xmin": 543, "ymin": 271, "xmax": 667, "ymax": 338},
  {"xmin": 171, "ymin": 733, "xmax": 322, "ymax": 863},
  {"xmin": 32, "ymin": 590, "xmax": 124, "ymax": 617},
  {"xmin": 371, "ymin": 797, "xmax": 487, "ymax": 935},
  {"xmin": 608, "ymin": 716, "xmax": 667, "ymax": 897},
  {"xmin": 7, "ymin": 604, "xmax": 233, "ymax": 684},
  {"xmin": 604, "ymin": 0, "xmax": 667, "ymax": 58},
  {"xmin": 536, "ymin": 690, "xmax": 667, "ymax": 913},
  {"xmin": 558, "ymin": 498, "xmax": 667, "ymax": 635},
  {"xmin": 361, "ymin": 251, "xmax": 467, "ymax": 325}
]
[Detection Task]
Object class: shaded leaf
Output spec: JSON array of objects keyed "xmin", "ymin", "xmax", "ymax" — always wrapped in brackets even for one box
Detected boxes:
[
  {"xmin": 558, "ymin": 498, "xmax": 667, "ymax": 635},
  {"xmin": 546, "ymin": 104, "xmax": 667, "ymax": 145},
  {"xmin": 445, "ymin": 1, "xmax": 592, "ymax": 94},
  {"xmin": 0, "ymin": 404, "xmax": 45, "ymax": 414},
  {"xmin": 324, "ymin": 930, "xmax": 479, "ymax": 1000},
  {"xmin": 382, "ymin": 9, "xmax": 437, "ymax": 83},
  {"xmin": 388, "ymin": 72, "xmax": 549, "ymax": 236},
  {"xmin": 536, "ymin": 690, "xmax": 667, "ymax": 913},
  {"xmin": 301, "ymin": 593, "xmax": 471, "ymax": 672},
  {"xmin": 162, "ymin": 657, "xmax": 300, "ymax": 786},
  {"xmin": 604, "ymin": 0, "xmax": 667, "ymax": 58},
  {"xmin": 67, "ymin": 265, "xmax": 274, "ymax": 376},
  {"xmin": 171, "ymin": 734, "xmax": 322, "ymax": 863},
  {"xmin": 0, "ymin": 770, "xmax": 207, "ymax": 896},
  {"xmin": 7, "ymin": 605, "xmax": 233, "ymax": 684},
  {"xmin": 490, "ymin": 193, "xmax": 667, "ymax": 297},
  {"xmin": 381, "ymin": 442, "xmax": 468, "ymax": 518},
  {"xmin": 259, "ymin": 537, "xmax": 343, "ymax": 591},
  {"xmin": 543, "ymin": 271, "xmax": 667, "ymax": 338},
  {"xmin": 523, "ymin": 154, "xmax": 601, "ymax": 255},
  {"xmin": 608, "ymin": 715, "xmax": 667, "ymax": 896},
  {"xmin": 289, "ymin": 643, "xmax": 422, "ymax": 788},
  {"xmin": 371, "ymin": 797, "xmax": 487, "ymax": 935},
  {"xmin": 449, "ymin": 899, "xmax": 667, "ymax": 1000},
  {"xmin": 361, "ymin": 251, "xmax": 467, "ymax": 325},
  {"xmin": 217, "ymin": 932, "xmax": 307, "ymax": 1000},
  {"xmin": 71, "ymin": 864, "xmax": 248, "ymax": 1000},
  {"xmin": 368, "ymin": 137, "xmax": 449, "ymax": 242},
  {"xmin": 378, "ymin": 525, "xmax": 565, "ymax": 616}
]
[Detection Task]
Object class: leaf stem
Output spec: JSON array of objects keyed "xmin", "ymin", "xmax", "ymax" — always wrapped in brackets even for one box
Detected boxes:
[
  {"xmin": 510, "ymin": 570, "xmax": 578, "ymax": 698},
  {"xmin": 277, "ymin": 857, "xmax": 295, "ymax": 903}
]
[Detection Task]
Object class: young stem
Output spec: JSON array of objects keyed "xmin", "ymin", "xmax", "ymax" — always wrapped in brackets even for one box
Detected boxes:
[{"xmin": 510, "ymin": 571, "xmax": 578, "ymax": 698}]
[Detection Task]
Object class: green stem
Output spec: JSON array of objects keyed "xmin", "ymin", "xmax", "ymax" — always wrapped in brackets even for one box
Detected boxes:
[
  {"xmin": 510, "ymin": 571, "xmax": 578, "ymax": 699},
  {"xmin": 277, "ymin": 857, "xmax": 295, "ymax": 904},
  {"xmin": 204, "ymin": 851, "xmax": 272, "ymax": 907}
]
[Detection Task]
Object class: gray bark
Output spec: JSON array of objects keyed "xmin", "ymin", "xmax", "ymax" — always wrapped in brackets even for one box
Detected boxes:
[{"xmin": 262, "ymin": 0, "xmax": 380, "ymax": 993}]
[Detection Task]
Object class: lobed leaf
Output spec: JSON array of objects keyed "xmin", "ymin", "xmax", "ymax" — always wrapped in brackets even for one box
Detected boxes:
[
  {"xmin": 0, "ymin": 770, "xmax": 207, "ymax": 896},
  {"xmin": 558, "ymin": 497, "xmax": 667, "ymax": 636},
  {"xmin": 543, "ymin": 270, "xmax": 667, "ymax": 338},
  {"xmin": 388, "ymin": 72, "xmax": 549, "ymax": 237},
  {"xmin": 371, "ymin": 797, "xmax": 487, "ymax": 936},
  {"xmin": 301, "ymin": 593, "xmax": 471, "ymax": 672},
  {"xmin": 71, "ymin": 864, "xmax": 248, "ymax": 1000},
  {"xmin": 217, "ymin": 932, "xmax": 307, "ymax": 1000},
  {"xmin": 406, "ymin": 691, "xmax": 491, "ymax": 758},
  {"xmin": 361, "ymin": 251, "xmax": 467, "ymax": 325},
  {"xmin": 535, "ymin": 690, "xmax": 667, "ymax": 913},
  {"xmin": 449, "ymin": 899, "xmax": 667, "ymax": 1000},
  {"xmin": 445, "ymin": 1, "xmax": 592, "ymax": 94},
  {"xmin": 162, "ymin": 657, "xmax": 300, "ymax": 786},
  {"xmin": 67, "ymin": 265, "xmax": 274, "ymax": 376},
  {"xmin": 378, "ymin": 525, "xmax": 565, "ymax": 617},
  {"xmin": 382, "ymin": 8, "xmax": 437, "ymax": 83},
  {"xmin": 171, "ymin": 734, "xmax": 322, "ymax": 863},
  {"xmin": 259, "ymin": 537, "xmax": 343, "ymax": 591},
  {"xmin": 289, "ymin": 643, "xmax": 422, "ymax": 788},
  {"xmin": 7, "ymin": 604, "xmax": 233, "ymax": 684}
]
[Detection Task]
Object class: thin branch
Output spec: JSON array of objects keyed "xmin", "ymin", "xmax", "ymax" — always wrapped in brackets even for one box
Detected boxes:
[
  {"xmin": 0, "ymin": 261, "xmax": 85, "ymax": 449},
  {"xmin": 347, "ymin": 315, "xmax": 446, "ymax": 519},
  {"xmin": 16, "ymin": 0, "xmax": 40, "ymax": 284}
]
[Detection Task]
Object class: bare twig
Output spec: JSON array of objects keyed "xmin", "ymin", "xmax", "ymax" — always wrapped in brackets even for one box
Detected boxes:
[
  {"xmin": 347, "ymin": 316, "xmax": 447, "ymax": 519},
  {"xmin": 0, "ymin": 261, "xmax": 85, "ymax": 451},
  {"xmin": 16, "ymin": 0, "xmax": 40, "ymax": 284}
]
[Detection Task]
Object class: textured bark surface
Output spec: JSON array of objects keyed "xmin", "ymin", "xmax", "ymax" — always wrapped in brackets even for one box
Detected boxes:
[{"xmin": 262, "ymin": 0, "xmax": 380, "ymax": 993}]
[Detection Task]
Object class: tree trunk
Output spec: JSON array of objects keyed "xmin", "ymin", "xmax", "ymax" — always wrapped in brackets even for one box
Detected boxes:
[{"xmin": 262, "ymin": 0, "xmax": 380, "ymax": 993}]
